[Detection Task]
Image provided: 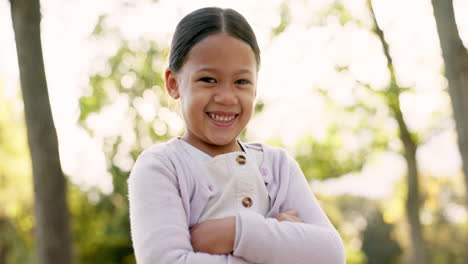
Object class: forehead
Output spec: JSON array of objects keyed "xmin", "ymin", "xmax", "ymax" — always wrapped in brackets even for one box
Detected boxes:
[{"xmin": 181, "ymin": 33, "xmax": 257, "ymax": 74}]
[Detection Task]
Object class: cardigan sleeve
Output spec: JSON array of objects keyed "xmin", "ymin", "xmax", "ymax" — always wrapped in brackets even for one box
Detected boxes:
[
  {"xmin": 128, "ymin": 151, "xmax": 253, "ymax": 264},
  {"xmin": 232, "ymin": 155, "xmax": 345, "ymax": 264}
]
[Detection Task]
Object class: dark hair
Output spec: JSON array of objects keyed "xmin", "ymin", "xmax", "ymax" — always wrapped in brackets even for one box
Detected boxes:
[{"xmin": 169, "ymin": 7, "xmax": 261, "ymax": 72}]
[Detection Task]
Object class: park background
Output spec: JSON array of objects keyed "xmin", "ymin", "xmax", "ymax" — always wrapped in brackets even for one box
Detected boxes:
[{"xmin": 1, "ymin": 0, "xmax": 468, "ymax": 263}]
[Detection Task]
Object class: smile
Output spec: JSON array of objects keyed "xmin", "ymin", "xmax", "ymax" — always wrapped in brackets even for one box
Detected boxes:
[{"xmin": 206, "ymin": 112, "xmax": 239, "ymax": 127}]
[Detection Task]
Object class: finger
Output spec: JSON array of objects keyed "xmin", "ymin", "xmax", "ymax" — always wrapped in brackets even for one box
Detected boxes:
[
  {"xmin": 284, "ymin": 217, "xmax": 302, "ymax": 223},
  {"xmin": 289, "ymin": 216, "xmax": 304, "ymax": 223},
  {"xmin": 276, "ymin": 214, "xmax": 285, "ymax": 221},
  {"xmin": 276, "ymin": 214, "xmax": 296, "ymax": 222},
  {"xmin": 278, "ymin": 214, "xmax": 303, "ymax": 223},
  {"xmin": 282, "ymin": 209, "xmax": 297, "ymax": 216}
]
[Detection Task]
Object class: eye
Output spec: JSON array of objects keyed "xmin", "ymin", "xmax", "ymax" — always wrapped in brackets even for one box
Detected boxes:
[
  {"xmin": 236, "ymin": 79, "xmax": 251, "ymax": 85},
  {"xmin": 199, "ymin": 77, "xmax": 216, "ymax": 83}
]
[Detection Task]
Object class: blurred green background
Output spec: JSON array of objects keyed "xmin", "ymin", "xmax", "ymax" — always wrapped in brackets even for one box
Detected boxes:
[{"xmin": 1, "ymin": 0, "xmax": 467, "ymax": 263}]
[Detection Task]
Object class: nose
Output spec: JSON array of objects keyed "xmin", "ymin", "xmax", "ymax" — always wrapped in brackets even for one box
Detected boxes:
[{"xmin": 213, "ymin": 84, "xmax": 238, "ymax": 105}]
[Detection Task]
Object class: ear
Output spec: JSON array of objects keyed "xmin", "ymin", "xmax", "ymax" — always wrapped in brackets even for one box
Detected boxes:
[{"xmin": 165, "ymin": 68, "xmax": 180, "ymax": 99}]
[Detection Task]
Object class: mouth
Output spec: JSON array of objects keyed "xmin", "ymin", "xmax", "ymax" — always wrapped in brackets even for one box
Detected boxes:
[{"xmin": 206, "ymin": 112, "xmax": 239, "ymax": 127}]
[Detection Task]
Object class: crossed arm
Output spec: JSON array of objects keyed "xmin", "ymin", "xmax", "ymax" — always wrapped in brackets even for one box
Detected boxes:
[
  {"xmin": 129, "ymin": 152, "xmax": 345, "ymax": 264},
  {"xmin": 190, "ymin": 210, "xmax": 303, "ymax": 254}
]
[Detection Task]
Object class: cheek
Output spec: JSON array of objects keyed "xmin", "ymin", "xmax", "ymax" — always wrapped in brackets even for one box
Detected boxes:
[
  {"xmin": 245, "ymin": 89, "xmax": 256, "ymax": 104},
  {"xmin": 181, "ymin": 91, "xmax": 208, "ymax": 115},
  {"xmin": 179, "ymin": 100, "xmax": 191, "ymax": 123},
  {"xmin": 241, "ymin": 92, "xmax": 256, "ymax": 115}
]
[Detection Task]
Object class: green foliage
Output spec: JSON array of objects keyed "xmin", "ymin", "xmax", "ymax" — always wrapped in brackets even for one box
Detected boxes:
[
  {"xmin": 91, "ymin": 15, "xmax": 108, "ymax": 36},
  {"xmin": 0, "ymin": 85, "xmax": 34, "ymax": 264},
  {"xmin": 0, "ymin": 217, "xmax": 33, "ymax": 264},
  {"xmin": 361, "ymin": 210, "xmax": 402, "ymax": 264},
  {"xmin": 296, "ymin": 83, "xmax": 394, "ymax": 181},
  {"xmin": 79, "ymin": 74, "xmax": 108, "ymax": 121},
  {"xmin": 74, "ymin": 16, "xmax": 180, "ymax": 263},
  {"xmin": 422, "ymin": 177, "xmax": 467, "ymax": 264},
  {"xmin": 78, "ymin": 33, "xmax": 177, "ymax": 155},
  {"xmin": 317, "ymin": 0, "xmax": 356, "ymax": 26},
  {"xmin": 319, "ymin": 195, "xmax": 402, "ymax": 264},
  {"xmin": 379, "ymin": 176, "xmax": 468, "ymax": 264},
  {"xmin": 318, "ymin": 194, "xmax": 375, "ymax": 264},
  {"xmin": 330, "ymin": 1, "xmax": 353, "ymax": 25},
  {"xmin": 79, "ymin": 40, "xmax": 167, "ymax": 123},
  {"xmin": 69, "ymin": 183, "xmax": 135, "ymax": 264},
  {"xmin": 295, "ymin": 132, "xmax": 366, "ymax": 181},
  {"xmin": 254, "ymin": 99, "xmax": 265, "ymax": 114},
  {"xmin": 272, "ymin": 2, "xmax": 291, "ymax": 36}
]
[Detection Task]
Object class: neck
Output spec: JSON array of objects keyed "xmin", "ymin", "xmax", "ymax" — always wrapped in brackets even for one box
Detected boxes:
[{"xmin": 180, "ymin": 134, "xmax": 243, "ymax": 157}]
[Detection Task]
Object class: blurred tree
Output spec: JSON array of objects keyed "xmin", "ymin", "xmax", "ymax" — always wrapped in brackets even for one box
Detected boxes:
[
  {"xmin": 368, "ymin": 2, "xmax": 427, "ymax": 263},
  {"xmin": 271, "ymin": 1, "xmax": 291, "ymax": 36},
  {"xmin": 431, "ymin": 0, "xmax": 468, "ymax": 225},
  {"xmin": 0, "ymin": 85, "xmax": 34, "ymax": 264},
  {"xmin": 69, "ymin": 184, "xmax": 135, "ymax": 264},
  {"xmin": 319, "ymin": 194, "xmax": 403, "ymax": 264},
  {"xmin": 316, "ymin": 194, "xmax": 367, "ymax": 264},
  {"xmin": 431, "ymin": 5, "xmax": 468, "ymax": 259},
  {"xmin": 361, "ymin": 210, "xmax": 402, "ymax": 264},
  {"xmin": 320, "ymin": 177, "xmax": 465, "ymax": 264},
  {"xmin": 75, "ymin": 12, "xmax": 175, "ymax": 262},
  {"xmin": 422, "ymin": 176, "xmax": 466, "ymax": 264},
  {"xmin": 295, "ymin": 124, "xmax": 383, "ymax": 181},
  {"xmin": 293, "ymin": 1, "xmax": 393, "ymax": 182},
  {"xmin": 9, "ymin": 0, "xmax": 73, "ymax": 263},
  {"xmin": 305, "ymin": 0, "xmax": 430, "ymax": 262}
]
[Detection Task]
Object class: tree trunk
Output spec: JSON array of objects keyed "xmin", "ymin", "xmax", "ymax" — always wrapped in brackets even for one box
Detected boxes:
[
  {"xmin": 9, "ymin": 0, "xmax": 74, "ymax": 263},
  {"xmin": 368, "ymin": 2, "xmax": 427, "ymax": 263},
  {"xmin": 393, "ymin": 102, "xmax": 427, "ymax": 264},
  {"xmin": 0, "ymin": 217, "xmax": 9, "ymax": 264},
  {"xmin": 431, "ymin": 0, "xmax": 468, "ymax": 208},
  {"xmin": 431, "ymin": 1, "xmax": 468, "ymax": 262}
]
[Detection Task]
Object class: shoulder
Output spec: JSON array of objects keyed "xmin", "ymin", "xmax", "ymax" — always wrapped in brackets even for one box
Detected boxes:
[
  {"xmin": 243, "ymin": 142, "xmax": 284, "ymax": 155},
  {"xmin": 128, "ymin": 140, "xmax": 186, "ymax": 205},
  {"xmin": 243, "ymin": 141, "xmax": 298, "ymax": 173},
  {"xmin": 131, "ymin": 138, "xmax": 183, "ymax": 177},
  {"xmin": 139, "ymin": 138, "xmax": 179, "ymax": 157},
  {"xmin": 135, "ymin": 137, "xmax": 184, "ymax": 164},
  {"xmin": 244, "ymin": 142, "xmax": 293, "ymax": 163}
]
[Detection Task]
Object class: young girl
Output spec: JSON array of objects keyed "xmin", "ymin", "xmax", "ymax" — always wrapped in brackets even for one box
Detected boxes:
[{"xmin": 128, "ymin": 7, "xmax": 345, "ymax": 264}]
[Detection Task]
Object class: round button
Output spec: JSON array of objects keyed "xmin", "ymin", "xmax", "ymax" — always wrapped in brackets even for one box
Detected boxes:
[
  {"xmin": 242, "ymin": 197, "xmax": 253, "ymax": 208},
  {"xmin": 236, "ymin": 155, "xmax": 246, "ymax": 165}
]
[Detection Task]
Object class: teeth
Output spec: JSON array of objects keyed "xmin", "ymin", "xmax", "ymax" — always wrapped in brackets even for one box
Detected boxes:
[{"xmin": 209, "ymin": 113, "xmax": 235, "ymax": 122}]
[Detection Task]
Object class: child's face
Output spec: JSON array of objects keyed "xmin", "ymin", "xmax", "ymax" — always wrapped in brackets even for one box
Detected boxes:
[{"xmin": 166, "ymin": 33, "xmax": 257, "ymax": 149}]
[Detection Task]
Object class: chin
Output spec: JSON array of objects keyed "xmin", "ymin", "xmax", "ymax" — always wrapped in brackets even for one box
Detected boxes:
[{"xmin": 207, "ymin": 134, "xmax": 238, "ymax": 146}]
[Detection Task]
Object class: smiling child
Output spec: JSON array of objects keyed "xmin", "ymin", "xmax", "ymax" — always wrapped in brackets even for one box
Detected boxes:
[{"xmin": 128, "ymin": 7, "xmax": 345, "ymax": 264}]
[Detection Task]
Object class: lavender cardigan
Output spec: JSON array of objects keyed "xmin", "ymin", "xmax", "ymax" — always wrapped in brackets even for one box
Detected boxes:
[{"xmin": 128, "ymin": 138, "xmax": 345, "ymax": 264}]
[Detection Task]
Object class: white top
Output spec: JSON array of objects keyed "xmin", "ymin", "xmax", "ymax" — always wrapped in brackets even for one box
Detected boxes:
[
  {"xmin": 128, "ymin": 138, "xmax": 346, "ymax": 264},
  {"xmin": 179, "ymin": 139, "xmax": 270, "ymax": 223}
]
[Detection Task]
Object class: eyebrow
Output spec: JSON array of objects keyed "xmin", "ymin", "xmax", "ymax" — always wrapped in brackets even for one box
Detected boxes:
[{"xmin": 196, "ymin": 67, "xmax": 253, "ymax": 75}]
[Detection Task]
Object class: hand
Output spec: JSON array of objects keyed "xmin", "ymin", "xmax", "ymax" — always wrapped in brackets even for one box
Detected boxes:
[
  {"xmin": 190, "ymin": 216, "xmax": 236, "ymax": 255},
  {"xmin": 275, "ymin": 209, "xmax": 303, "ymax": 223}
]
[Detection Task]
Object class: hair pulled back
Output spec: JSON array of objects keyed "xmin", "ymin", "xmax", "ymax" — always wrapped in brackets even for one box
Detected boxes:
[{"xmin": 169, "ymin": 7, "xmax": 261, "ymax": 72}]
